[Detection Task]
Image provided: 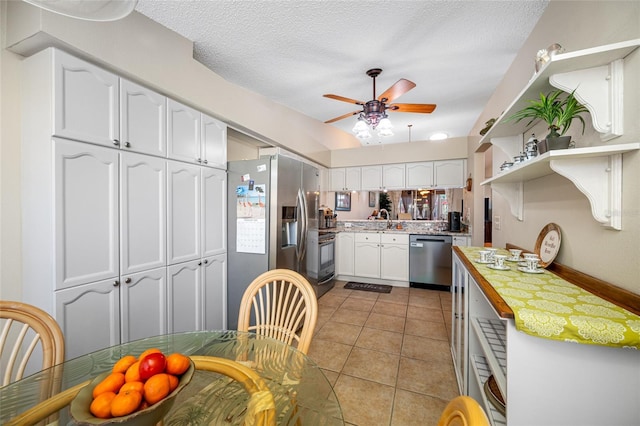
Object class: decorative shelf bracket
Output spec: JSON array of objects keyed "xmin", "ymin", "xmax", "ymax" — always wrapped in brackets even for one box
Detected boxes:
[
  {"xmin": 549, "ymin": 154, "xmax": 622, "ymax": 230},
  {"xmin": 549, "ymin": 59, "xmax": 623, "ymax": 141},
  {"xmin": 491, "ymin": 181, "xmax": 524, "ymax": 221}
]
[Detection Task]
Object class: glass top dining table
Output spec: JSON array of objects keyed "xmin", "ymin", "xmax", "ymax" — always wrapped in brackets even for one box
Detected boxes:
[{"xmin": 0, "ymin": 331, "xmax": 343, "ymax": 425}]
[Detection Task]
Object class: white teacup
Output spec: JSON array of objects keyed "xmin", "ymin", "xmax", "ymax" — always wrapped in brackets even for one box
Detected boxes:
[
  {"xmin": 508, "ymin": 249, "xmax": 522, "ymax": 260},
  {"xmin": 523, "ymin": 253, "xmax": 538, "ymax": 260},
  {"xmin": 486, "ymin": 248, "xmax": 498, "ymax": 261},
  {"xmin": 478, "ymin": 250, "xmax": 490, "ymax": 262},
  {"xmin": 526, "ymin": 256, "xmax": 540, "ymax": 271},
  {"xmin": 494, "ymin": 254, "xmax": 508, "ymax": 268}
]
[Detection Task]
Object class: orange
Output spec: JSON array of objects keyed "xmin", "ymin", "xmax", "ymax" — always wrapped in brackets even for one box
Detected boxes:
[
  {"xmin": 165, "ymin": 353, "xmax": 190, "ymax": 376},
  {"xmin": 138, "ymin": 348, "xmax": 162, "ymax": 362},
  {"xmin": 120, "ymin": 381, "xmax": 144, "ymax": 394},
  {"xmin": 110, "ymin": 389, "xmax": 143, "ymax": 417},
  {"xmin": 90, "ymin": 391, "xmax": 116, "ymax": 419},
  {"xmin": 112, "ymin": 355, "xmax": 137, "ymax": 374},
  {"xmin": 143, "ymin": 373, "xmax": 171, "ymax": 405},
  {"xmin": 167, "ymin": 374, "xmax": 179, "ymax": 392},
  {"xmin": 125, "ymin": 361, "xmax": 142, "ymax": 383},
  {"xmin": 92, "ymin": 372, "xmax": 125, "ymax": 398}
]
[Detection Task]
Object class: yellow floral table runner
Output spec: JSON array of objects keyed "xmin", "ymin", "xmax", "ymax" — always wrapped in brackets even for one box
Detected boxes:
[{"xmin": 459, "ymin": 246, "xmax": 640, "ymax": 349}]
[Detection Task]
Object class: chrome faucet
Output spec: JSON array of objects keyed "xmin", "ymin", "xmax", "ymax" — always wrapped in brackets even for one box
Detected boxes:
[{"xmin": 379, "ymin": 209, "xmax": 392, "ymax": 229}]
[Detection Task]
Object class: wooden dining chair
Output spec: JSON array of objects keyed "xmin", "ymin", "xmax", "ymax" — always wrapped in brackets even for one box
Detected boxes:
[
  {"xmin": 6, "ymin": 355, "xmax": 276, "ymax": 426},
  {"xmin": 0, "ymin": 300, "xmax": 65, "ymax": 386},
  {"xmin": 237, "ymin": 269, "xmax": 318, "ymax": 354},
  {"xmin": 437, "ymin": 395, "xmax": 490, "ymax": 426}
]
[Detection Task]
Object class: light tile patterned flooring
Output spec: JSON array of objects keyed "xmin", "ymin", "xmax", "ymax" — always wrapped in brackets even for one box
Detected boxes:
[{"xmin": 306, "ymin": 281, "xmax": 460, "ymax": 426}]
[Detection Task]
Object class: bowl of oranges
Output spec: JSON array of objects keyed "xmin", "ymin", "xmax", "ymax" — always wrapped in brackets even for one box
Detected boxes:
[{"xmin": 70, "ymin": 349, "xmax": 194, "ymax": 425}]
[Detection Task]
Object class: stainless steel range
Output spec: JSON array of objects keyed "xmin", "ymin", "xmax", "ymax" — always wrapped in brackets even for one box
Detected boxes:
[{"xmin": 306, "ymin": 230, "xmax": 336, "ymax": 298}]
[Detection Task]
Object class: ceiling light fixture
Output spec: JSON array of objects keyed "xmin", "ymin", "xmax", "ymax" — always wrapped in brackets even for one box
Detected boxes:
[
  {"xmin": 352, "ymin": 69, "xmax": 394, "ymax": 140},
  {"xmin": 22, "ymin": 0, "xmax": 138, "ymax": 21},
  {"xmin": 430, "ymin": 132, "xmax": 448, "ymax": 141}
]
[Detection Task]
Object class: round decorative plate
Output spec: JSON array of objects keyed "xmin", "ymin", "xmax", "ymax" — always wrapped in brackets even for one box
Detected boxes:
[
  {"xmin": 70, "ymin": 360, "xmax": 194, "ymax": 425},
  {"xmin": 534, "ymin": 223, "xmax": 561, "ymax": 268}
]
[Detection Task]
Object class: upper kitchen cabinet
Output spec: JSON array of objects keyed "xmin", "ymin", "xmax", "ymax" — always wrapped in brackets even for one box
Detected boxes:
[
  {"xmin": 434, "ymin": 159, "xmax": 466, "ymax": 187},
  {"xmin": 167, "ymin": 99, "xmax": 201, "ymax": 164},
  {"xmin": 330, "ymin": 167, "xmax": 361, "ymax": 191},
  {"xmin": 120, "ymin": 79, "xmax": 167, "ymax": 157},
  {"xmin": 406, "ymin": 162, "xmax": 434, "ymax": 188},
  {"xmin": 168, "ymin": 100, "xmax": 227, "ymax": 168},
  {"xmin": 360, "ymin": 166, "xmax": 382, "ymax": 191},
  {"xmin": 50, "ymin": 49, "xmax": 119, "ymax": 147},
  {"xmin": 382, "ymin": 164, "xmax": 405, "ymax": 190},
  {"xmin": 201, "ymin": 114, "xmax": 227, "ymax": 169}
]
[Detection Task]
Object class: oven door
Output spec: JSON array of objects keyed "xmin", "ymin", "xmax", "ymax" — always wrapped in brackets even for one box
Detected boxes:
[{"xmin": 318, "ymin": 237, "xmax": 335, "ymax": 284}]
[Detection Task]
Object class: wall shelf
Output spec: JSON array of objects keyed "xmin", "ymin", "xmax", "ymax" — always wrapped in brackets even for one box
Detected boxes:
[
  {"xmin": 479, "ymin": 39, "xmax": 639, "ymax": 146},
  {"xmin": 481, "ymin": 143, "xmax": 640, "ymax": 229}
]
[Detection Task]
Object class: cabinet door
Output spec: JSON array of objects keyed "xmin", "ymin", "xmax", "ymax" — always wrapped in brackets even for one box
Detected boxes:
[
  {"xmin": 354, "ymin": 233, "xmax": 381, "ymax": 278},
  {"xmin": 202, "ymin": 167, "xmax": 227, "ymax": 257},
  {"xmin": 203, "ymin": 254, "xmax": 227, "ymax": 330},
  {"xmin": 167, "ymin": 260, "xmax": 202, "ymax": 333},
  {"xmin": 167, "ymin": 99, "xmax": 201, "ymax": 163},
  {"xmin": 55, "ymin": 278, "xmax": 120, "ymax": 359},
  {"xmin": 434, "ymin": 159, "xmax": 465, "ymax": 187},
  {"xmin": 168, "ymin": 161, "xmax": 202, "ymax": 264},
  {"xmin": 382, "ymin": 164, "xmax": 405, "ymax": 189},
  {"xmin": 120, "ymin": 152, "xmax": 166, "ymax": 275},
  {"xmin": 120, "ymin": 267, "xmax": 167, "ymax": 343},
  {"xmin": 329, "ymin": 168, "xmax": 346, "ymax": 191},
  {"xmin": 120, "ymin": 78, "xmax": 166, "ymax": 156},
  {"xmin": 337, "ymin": 232, "xmax": 355, "ymax": 276},
  {"xmin": 451, "ymin": 253, "xmax": 468, "ymax": 394},
  {"xmin": 53, "ymin": 49, "xmax": 119, "ymax": 147},
  {"xmin": 406, "ymin": 162, "xmax": 434, "ymax": 188},
  {"xmin": 344, "ymin": 167, "xmax": 361, "ymax": 191},
  {"xmin": 380, "ymin": 244, "xmax": 409, "ymax": 281},
  {"xmin": 360, "ymin": 166, "xmax": 383, "ymax": 191},
  {"xmin": 201, "ymin": 113, "xmax": 227, "ymax": 169},
  {"xmin": 54, "ymin": 140, "xmax": 119, "ymax": 290},
  {"xmin": 452, "ymin": 236, "xmax": 469, "ymax": 247}
]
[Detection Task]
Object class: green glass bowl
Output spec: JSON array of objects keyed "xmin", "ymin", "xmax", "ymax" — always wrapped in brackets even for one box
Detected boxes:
[{"xmin": 70, "ymin": 360, "xmax": 194, "ymax": 425}]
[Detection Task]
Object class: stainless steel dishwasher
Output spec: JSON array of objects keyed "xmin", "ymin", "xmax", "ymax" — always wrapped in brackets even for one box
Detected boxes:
[{"xmin": 409, "ymin": 234, "xmax": 453, "ymax": 288}]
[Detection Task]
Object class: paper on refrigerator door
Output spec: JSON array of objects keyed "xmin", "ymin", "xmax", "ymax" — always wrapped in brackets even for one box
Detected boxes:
[{"xmin": 236, "ymin": 184, "xmax": 266, "ymax": 254}]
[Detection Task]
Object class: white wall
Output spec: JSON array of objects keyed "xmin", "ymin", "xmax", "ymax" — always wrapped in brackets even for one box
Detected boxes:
[{"xmin": 472, "ymin": 1, "xmax": 640, "ymax": 293}]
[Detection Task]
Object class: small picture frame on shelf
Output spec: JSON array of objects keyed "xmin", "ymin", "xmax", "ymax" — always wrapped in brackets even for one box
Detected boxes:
[
  {"xmin": 369, "ymin": 191, "xmax": 377, "ymax": 207},
  {"xmin": 335, "ymin": 192, "xmax": 351, "ymax": 211}
]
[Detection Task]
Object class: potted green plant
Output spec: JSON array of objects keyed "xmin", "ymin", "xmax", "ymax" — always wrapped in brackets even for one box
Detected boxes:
[{"xmin": 505, "ymin": 89, "xmax": 589, "ymax": 151}]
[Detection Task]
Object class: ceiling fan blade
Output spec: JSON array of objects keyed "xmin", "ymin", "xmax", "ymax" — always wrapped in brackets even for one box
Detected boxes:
[
  {"xmin": 388, "ymin": 103, "xmax": 437, "ymax": 113},
  {"xmin": 325, "ymin": 110, "xmax": 360, "ymax": 124},
  {"xmin": 323, "ymin": 94, "xmax": 365, "ymax": 105},
  {"xmin": 377, "ymin": 79, "xmax": 416, "ymax": 103}
]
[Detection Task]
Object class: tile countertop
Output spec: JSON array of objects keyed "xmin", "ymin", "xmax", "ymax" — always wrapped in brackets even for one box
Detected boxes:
[{"xmin": 326, "ymin": 220, "xmax": 471, "ymax": 237}]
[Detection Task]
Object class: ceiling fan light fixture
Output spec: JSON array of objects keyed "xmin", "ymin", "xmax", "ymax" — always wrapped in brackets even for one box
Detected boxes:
[{"xmin": 377, "ymin": 117, "xmax": 393, "ymax": 137}]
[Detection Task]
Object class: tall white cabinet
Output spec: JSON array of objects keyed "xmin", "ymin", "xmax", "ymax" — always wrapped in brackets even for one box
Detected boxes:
[{"xmin": 22, "ymin": 48, "xmax": 227, "ymax": 359}]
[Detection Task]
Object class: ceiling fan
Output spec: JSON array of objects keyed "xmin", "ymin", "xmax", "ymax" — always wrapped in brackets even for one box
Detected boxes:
[{"xmin": 323, "ymin": 68, "xmax": 436, "ymax": 137}]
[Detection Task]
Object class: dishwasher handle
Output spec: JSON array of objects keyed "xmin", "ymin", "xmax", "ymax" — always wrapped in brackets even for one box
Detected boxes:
[{"xmin": 412, "ymin": 238, "xmax": 450, "ymax": 244}]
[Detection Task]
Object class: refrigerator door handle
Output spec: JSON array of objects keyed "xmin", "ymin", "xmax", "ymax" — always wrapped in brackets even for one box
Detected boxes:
[{"xmin": 297, "ymin": 188, "xmax": 308, "ymax": 264}]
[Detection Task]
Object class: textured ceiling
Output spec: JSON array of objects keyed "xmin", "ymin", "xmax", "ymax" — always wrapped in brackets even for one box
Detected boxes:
[{"xmin": 135, "ymin": 0, "xmax": 549, "ymax": 147}]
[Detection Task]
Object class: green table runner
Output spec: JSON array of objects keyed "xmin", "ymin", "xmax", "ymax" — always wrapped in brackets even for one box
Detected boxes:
[{"xmin": 459, "ymin": 246, "xmax": 640, "ymax": 349}]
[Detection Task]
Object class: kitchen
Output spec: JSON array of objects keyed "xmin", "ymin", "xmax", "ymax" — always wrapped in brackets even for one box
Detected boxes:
[{"xmin": 1, "ymin": 1, "xmax": 639, "ymax": 425}]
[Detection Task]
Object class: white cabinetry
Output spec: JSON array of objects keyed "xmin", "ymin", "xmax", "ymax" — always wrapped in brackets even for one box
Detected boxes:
[
  {"xmin": 22, "ymin": 48, "xmax": 228, "ymax": 358},
  {"xmin": 336, "ymin": 232, "xmax": 355, "ymax": 276},
  {"xmin": 330, "ymin": 167, "xmax": 361, "ymax": 191},
  {"xmin": 379, "ymin": 233, "xmax": 409, "ymax": 281},
  {"xmin": 353, "ymin": 233, "xmax": 409, "ymax": 281},
  {"xmin": 119, "ymin": 78, "xmax": 166, "ymax": 157},
  {"xmin": 452, "ymin": 236, "xmax": 469, "ymax": 247},
  {"xmin": 52, "ymin": 49, "xmax": 119, "ymax": 147},
  {"xmin": 354, "ymin": 233, "xmax": 380, "ymax": 278},
  {"xmin": 434, "ymin": 159, "xmax": 466, "ymax": 187},
  {"xmin": 405, "ymin": 162, "xmax": 434, "ymax": 188},
  {"xmin": 201, "ymin": 113, "xmax": 227, "ymax": 169},
  {"xmin": 453, "ymin": 249, "xmax": 640, "ymax": 425},
  {"xmin": 360, "ymin": 166, "xmax": 382, "ymax": 191},
  {"xmin": 382, "ymin": 164, "xmax": 405, "ymax": 189},
  {"xmin": 167, "ymin": 99, "xmax": 201, "ymax": 164}
]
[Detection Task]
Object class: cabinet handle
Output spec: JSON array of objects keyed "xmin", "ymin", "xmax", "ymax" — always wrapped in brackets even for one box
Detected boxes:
[
  {"xmin": 197, "ymin": 158, "xmax": 202, "ymax": 163},
  {"xmin": 113, "ymin": 139, "xmax": 120, "ymax": 146},
  {"xmin": 198, "ymin": 262, "xmax": 202, "ymax": 266},
  {"xmin": 113, "ymin": 280, "xmax": 119, "ymax": 287},
  {"xmin": 203, "ymin": 160, "xmax": 208, "ymax": 164},
  {"xmin": 125, "ymin": 277, "xmax": 132, "ymax": 284},
  {"xmin": 204, "ymin": 259, "xmax": 209, "ymax": 264},
  {"xmin": 124, "ymin": 142, "xmax": 131, "ymax": 148}
]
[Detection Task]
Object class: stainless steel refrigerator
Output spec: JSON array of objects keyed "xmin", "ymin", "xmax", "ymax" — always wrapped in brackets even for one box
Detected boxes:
[{"xmin": 226, "ymin": 155, "xmax": 327, "ymax": 329}]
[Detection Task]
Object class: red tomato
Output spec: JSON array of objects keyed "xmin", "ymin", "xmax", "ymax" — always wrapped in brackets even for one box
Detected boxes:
[{"xmin": 139, "ymin": 352, "xmax": 166, "ymax": 380}]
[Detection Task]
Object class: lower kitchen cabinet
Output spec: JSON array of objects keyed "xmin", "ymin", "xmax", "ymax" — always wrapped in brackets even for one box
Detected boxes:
[
  {"xmin": 353, "ymin": 233, "xmax": 409, "ymax": 281},
  {"xmin": 202, "ymin": 254, "xmax": 226, "ymax": 330},
  {"xmin": 453, "ymin": 249, "xmax": 640, "ymax": 425},
  {"xmin": 336, "ymin": 232, "xmax": 355, "ymax": 276},
  {"xmin": 119, "ymin": 267, "xmax": 167, "ymax": 344},
  {"xmin": 452, "ymin": 235, "xmax": 469, "ymax": 246}
]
